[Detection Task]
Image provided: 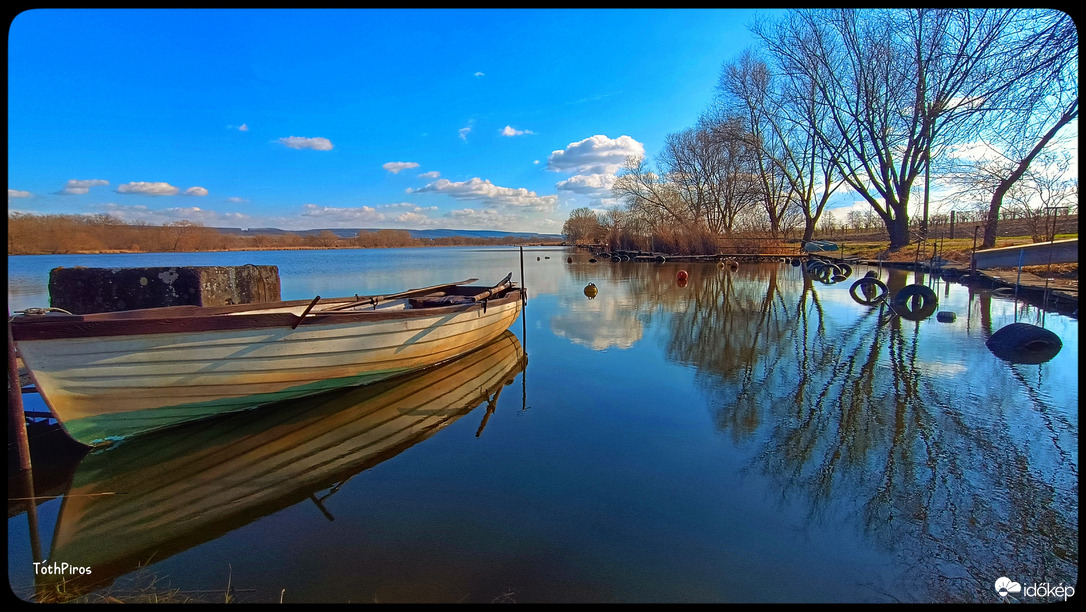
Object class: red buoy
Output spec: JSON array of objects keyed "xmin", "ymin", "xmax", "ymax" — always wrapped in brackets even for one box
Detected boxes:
[{"xmin": 677, "ymin": 270, "xmax": 688, "ymax": 281}]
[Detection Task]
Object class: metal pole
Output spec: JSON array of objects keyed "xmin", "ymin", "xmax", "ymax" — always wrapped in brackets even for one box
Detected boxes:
[{"xmin": 1014, "ymin": 249, "xmax": 1024, "ymax": 323}]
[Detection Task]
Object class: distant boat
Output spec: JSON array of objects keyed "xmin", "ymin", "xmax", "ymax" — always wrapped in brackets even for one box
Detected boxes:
[
  {"xmin": 10, "ymin": 275, "xmax": 524, "ymax": 447},
  {"xmin": 30, "ymin": 331, "xmax": 527, "ymax": 601}
]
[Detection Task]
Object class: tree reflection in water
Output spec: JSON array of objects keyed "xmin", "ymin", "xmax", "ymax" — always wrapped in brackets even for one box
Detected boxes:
[{"xmin": 592, "ymin": 261, "xmax": 1076, "ymax": 602}]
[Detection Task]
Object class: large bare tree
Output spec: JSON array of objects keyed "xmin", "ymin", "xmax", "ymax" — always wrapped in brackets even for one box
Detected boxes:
[
  {"xmin": 718, "ymin": 48, "xmax": 844, "ymax": 243},
  {"xmin": 955, "ymin": 10, "xmax": 1078, "ymax": 248},
  {"xmin": 753, "ymin": 8, "xmax": 1062, "ymax": 251}
]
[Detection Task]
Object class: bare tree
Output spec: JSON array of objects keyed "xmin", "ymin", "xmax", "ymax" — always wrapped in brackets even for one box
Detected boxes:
[
  {"xmin": 753, "ymin": 8, "xmax": 1059, "ymax": 251},
  {"xmin": 700, "ymin": 115, "xmax": 763, "ymax": 236},
  {"xmin": 562, "ymin": 207, "xmax": 604, "ymax": 244},
  {"xmin": 612, "ymin": 156, "xmax": 690, "ymax": 229},
  {"xmin": 717, "ymin": 48, "xmax": 843, "ymax": 241},
  {"xmin": 660, "ymin": 127, "xmax": 725, "ymax": 232},
  {"xmin": 958, "ymin": 10, "xmax": 1078, "ymax": 248}
]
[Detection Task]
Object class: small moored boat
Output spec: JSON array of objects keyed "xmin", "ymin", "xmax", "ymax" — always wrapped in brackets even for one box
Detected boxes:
[
  {"xmin": 10, "ymin": 275, "xmax": 525, "ymax": 446},
  {"xmin": 31, "ymin": 331, "xmax": 526, "ymax": 601}
]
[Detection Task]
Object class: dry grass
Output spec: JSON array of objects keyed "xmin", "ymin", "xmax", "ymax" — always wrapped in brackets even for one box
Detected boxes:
[
  {"xmin": 20, "ymin": 564, "xmax": 258, "ymax": 604},
  {"xmin": 834, "ymin": 236, "xmax": 1078, "ymax": 280}
]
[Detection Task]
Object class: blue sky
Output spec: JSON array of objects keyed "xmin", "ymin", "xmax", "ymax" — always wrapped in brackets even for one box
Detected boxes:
[{"xmin": 8, "ymin": 8, "xmax": 785, "ymax": 234}]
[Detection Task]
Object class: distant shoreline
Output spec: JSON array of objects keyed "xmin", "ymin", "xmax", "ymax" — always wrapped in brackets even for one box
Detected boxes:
[{"xmin": 8, "ymin": 242, "xmax": 568, "ymax": 257}]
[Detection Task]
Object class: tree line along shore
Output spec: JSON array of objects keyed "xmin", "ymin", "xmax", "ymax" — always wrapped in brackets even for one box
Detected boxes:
[{"xmin": 6, "ymin": 213, "xmax": 562, "ymax": 256}]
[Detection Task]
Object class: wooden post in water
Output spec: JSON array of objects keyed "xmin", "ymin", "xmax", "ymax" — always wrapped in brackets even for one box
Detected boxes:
[{"xmin": 8, "ymin": 312, "xmax": 32, "ymax": 471}]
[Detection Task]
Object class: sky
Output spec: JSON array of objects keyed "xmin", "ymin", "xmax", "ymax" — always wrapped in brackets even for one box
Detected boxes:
[{"xmin": 8, "ymin": 8, "xmax": 789, "ymax": 235}]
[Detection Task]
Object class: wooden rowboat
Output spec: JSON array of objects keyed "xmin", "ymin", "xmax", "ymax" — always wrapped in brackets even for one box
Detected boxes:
[
  {"xmin": 30, "ymin": 331, "xmax": 526, "ymax": 601},
  {"xmin": 10, "ymin": 275, "xmax": 524, "ymax": 447}
]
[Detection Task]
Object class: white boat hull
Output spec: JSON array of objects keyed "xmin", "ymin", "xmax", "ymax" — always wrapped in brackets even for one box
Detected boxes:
[{"xmin": 13, "ymin": 287, "xmax": 523, "ymax": 446}]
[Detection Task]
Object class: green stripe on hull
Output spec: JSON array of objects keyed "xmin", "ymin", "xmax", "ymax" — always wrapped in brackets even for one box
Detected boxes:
[{"xmin": 62, "ymin": 367, "xmax": 416, "ymax": 446}]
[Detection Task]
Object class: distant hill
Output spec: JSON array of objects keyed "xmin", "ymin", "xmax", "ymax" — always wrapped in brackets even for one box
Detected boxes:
[{"xmin": 214, "ymin": 227, "xmax": 563, "ymax": 242}]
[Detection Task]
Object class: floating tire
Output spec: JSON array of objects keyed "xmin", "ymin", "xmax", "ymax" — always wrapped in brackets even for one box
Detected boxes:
[
  {"xmin": 986, "ymin": 322, "xmax": 1063, "ymax": 364},
  {"xmin": 817, "ymin": 264, "xmax": 840, "ymax": 284},
  {"xmin": 890, "ymin": 285, "xmax": 939, "ymax": 321},
  {"xmin": 791, "ymin": 258, "xmax": 801, "ymax": 267},
  {"xmin": 836, "ymin": 263, "xmax": 852, "ymax": 279},
  {"xmin": 850, "ymin": 277, "xmax": 888, "ymax": 305}
]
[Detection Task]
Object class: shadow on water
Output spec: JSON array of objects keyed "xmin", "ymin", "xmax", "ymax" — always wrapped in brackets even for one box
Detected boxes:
[{"xmin": 569, "ymin": 259, "xmax": 1077, "ymax": 603}]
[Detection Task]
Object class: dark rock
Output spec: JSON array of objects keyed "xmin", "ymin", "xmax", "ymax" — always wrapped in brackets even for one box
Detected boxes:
[{"xmin": 49, "ymin": 265, "xmax": 281, "ymax": 314}]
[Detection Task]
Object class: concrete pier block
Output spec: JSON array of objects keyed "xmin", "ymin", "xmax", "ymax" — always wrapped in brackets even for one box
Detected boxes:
[{"xmin": 48, "ymin": 265, "xmax": 281, "ymax": 314}]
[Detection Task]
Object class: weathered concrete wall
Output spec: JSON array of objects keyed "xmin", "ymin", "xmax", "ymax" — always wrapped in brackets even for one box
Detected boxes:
[
  {"xmin": 49, "ymin": 265, "xmax": 281, "ymax": 314},
  {"xmin": 971, "ymin": 238, "xmax": 1078, "ymax": 268}
]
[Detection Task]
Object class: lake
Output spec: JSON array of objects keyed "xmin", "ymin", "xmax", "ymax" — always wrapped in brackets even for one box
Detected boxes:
[{"xmin": 7, "ymin": 246, "xmax": 1079, "ymax": 603}]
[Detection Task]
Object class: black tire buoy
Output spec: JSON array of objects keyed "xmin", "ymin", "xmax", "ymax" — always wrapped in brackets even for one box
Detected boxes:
[
  {"xmin": 890, "ymin": 285, "xmax": 939, "ymax": 321},
  {"xmin": 986, "ymin": 322, "xmax": 1062, "ymax": 364},
  {"xmin": 850, "ymin": 277, "xmax": 888, "ymax": 306}
]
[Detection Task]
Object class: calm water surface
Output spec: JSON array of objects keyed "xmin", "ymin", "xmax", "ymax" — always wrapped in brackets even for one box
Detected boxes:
[{"xmin": 7, "ymin": 247, "xmax": 1078, "ymax": 603}]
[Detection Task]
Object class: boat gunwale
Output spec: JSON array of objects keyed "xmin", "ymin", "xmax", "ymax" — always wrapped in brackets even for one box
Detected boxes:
[{"xmin": 10, "ymin": 287, "xmax": 525, "ymax": 341}]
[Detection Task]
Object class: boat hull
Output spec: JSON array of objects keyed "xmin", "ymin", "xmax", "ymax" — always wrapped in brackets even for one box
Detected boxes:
[
  {"xmin": 13, "ymin": 288, "xmax": 523, "ymax": 446},
  {"xmin": 34, "ymin": 331, "xmax": 526, "ymax": 601}
]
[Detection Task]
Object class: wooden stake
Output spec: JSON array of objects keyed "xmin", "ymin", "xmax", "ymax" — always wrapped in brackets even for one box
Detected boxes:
[{"xmin": 8, "ymin": 312, "xmax": 32, "ymax": 471}]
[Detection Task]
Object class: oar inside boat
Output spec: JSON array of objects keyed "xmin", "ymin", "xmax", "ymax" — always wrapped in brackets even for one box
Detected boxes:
[
  {"xmin": 407, "ymin": 274, "xmax": 515, "ymax": 308},
  {"xmin": 321, "ymin": 278, "xmax": 479, "ymax": 312}
]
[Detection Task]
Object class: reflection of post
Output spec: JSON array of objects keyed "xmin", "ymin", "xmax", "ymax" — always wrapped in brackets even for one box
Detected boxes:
[
  {"xmin": 20, "ymin": 467, "xmax": 43, "ymax": 564},
  {"xmin": 978, "ymin": 290, "xmax": 993, "ymax": 337},
  {"xmin": 970, "ymin": 227, "xmax": 979, "ymax": 277},
  {"xmin": 475, "ymin": 387, "xmax": 504, "ymax": 437}
]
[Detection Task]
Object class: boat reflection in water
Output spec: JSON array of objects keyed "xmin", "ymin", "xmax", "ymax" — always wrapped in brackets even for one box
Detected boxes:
[{"xmin": 35, "ymin": 331, "xmax": 526, "ymax": 601}]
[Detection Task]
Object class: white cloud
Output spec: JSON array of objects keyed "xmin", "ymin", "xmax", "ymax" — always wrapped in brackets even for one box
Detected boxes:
[
  {"xmin": 90, "ymin": 202, "xmax": 253, "ymax": 226},
  {"xmin": 238, "ymin": 123, "xmax": 249, "ymax": 132},
  {"xmin": 116, "ymin": 181, "xmax": 180, "ymax": 196},
  {"xmin": 383, "ymin": 161, "xmax": 420, "ymax": 174},
  {"xmin": 61, "ymin": 178, "xmax": 109, "ymax": 195},
  {"xmin": 393, "ymin": 211, "xmax": 442, "ymax": 226},
  {"xmin": 501, "ymin": 125, "xmax": 534, "ymax": 137},
  {"xmin": 278, "ymin": 136, "xmax": 333, "ymax": 150},
  {"xmin": 183, "ymin": 186, "xmax": 209, "ymax": 196},
  {"xmin": 297, "ymin": 202, "xmax": 442, "ymax": 225},
  {"xmin": 8, "ymin": 188, "xmax": 32, "ymax": 198},
  {"xmin": 547, "ymin": 135, "xmax": 644, "ymax": 175},
  {"xmin": 441, "ymin": 207, "xmax": 531, "ymax": 230},
  {"xmin": 459, "ymin": 125, "xmax": 472, "ymax": 140},
  {"xmin": 474, "ymin": 71, "xmax": 485, "ymax": 77},
  {"xmin": 301, "ymin": 203, "xmax": 388, "ymax": 223},
  {"xmin": 382, "ymin": 202, "xmax": 438, "ymax": 212},
  {"xmin": 409, "ymin": 177, "xmax": 558, "ymax": 211},
  {"xmin": 419, "ymin": 170, "xmax": 440, "ymax": 179},
  {"xmin": 225, "ymin": 196, "xmax": 248, "ymax": 204},
  {"xmin": 555, "ymin": 173, "xmax": 616, "ymax": 195}
]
